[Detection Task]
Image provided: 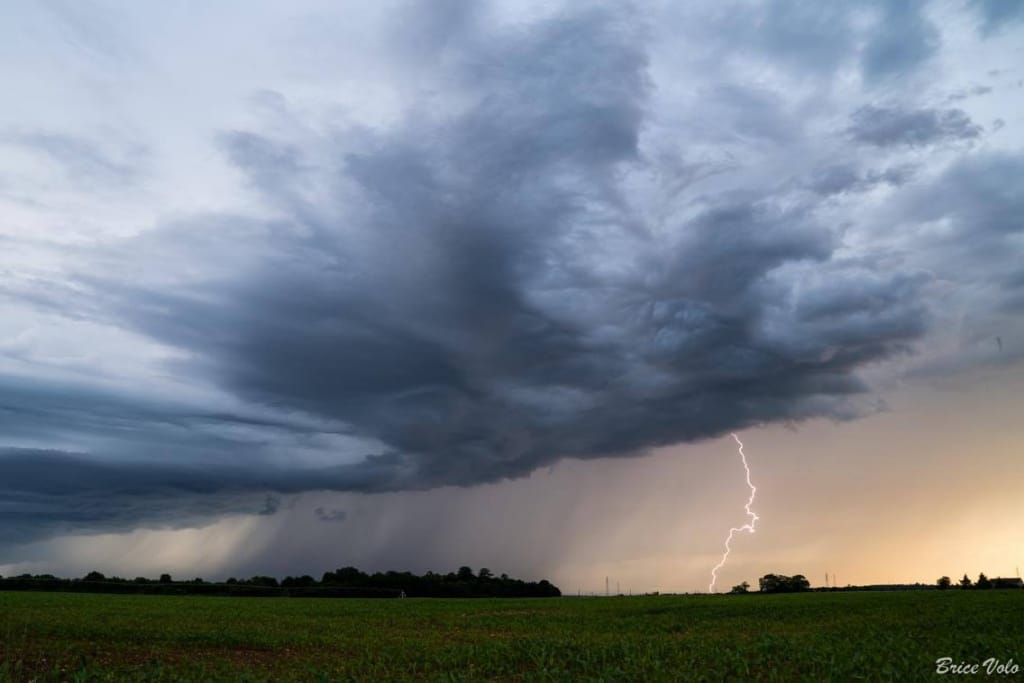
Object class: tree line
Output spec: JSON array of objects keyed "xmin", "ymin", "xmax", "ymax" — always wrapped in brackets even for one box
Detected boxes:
[
  {"xmin": 936, "ymin": 573, "xmax": 1022, "ymax": 590},
  {"xmin": 728, "ymin": 571, "xmax": 1022, "ymax": 594},
  {"xmin": 0, "ymin": 566, "xmax": 561, "ymax": 598}
]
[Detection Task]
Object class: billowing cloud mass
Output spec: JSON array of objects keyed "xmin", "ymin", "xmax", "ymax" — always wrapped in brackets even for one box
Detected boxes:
[{"xmin": 1, "ymin": 0, "xmax": 1022, "ymax": 549}]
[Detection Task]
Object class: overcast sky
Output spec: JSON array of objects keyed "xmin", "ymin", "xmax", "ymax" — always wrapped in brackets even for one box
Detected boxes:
[{"xmin": 1, "ymin": 0, "xmax": 1022, "ymax": 591}]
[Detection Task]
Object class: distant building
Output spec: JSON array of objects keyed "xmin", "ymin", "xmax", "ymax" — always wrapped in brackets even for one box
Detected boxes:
[{"xmin": 991, "ymin": 577, "xmax": 1023, "ymax": 589}]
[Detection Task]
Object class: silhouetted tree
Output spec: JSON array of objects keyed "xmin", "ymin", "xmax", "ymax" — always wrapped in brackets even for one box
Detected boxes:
[
  {"xmin": 478, "ymin": 568, "xmax": 493, "ymax": 580},
  {"xmin": 977, "ymin": 573, "xmax": 992, "ymax": 589},
  {"xmin": 457, "ymin": 566, "xmax": 475, "ymax": 581},
  {"xmin": 759, "ymin": 573, "xmax": 810, "ymax": 593},
  {"xmin": 159, "ymin": 573, "xmax": 172, "ymax": 584},
  {"xmin": 83, "ymin": 571, "xmax": 106, "ymax": 582},
  {"xmin": 322, "ymin": 566, "xmax": 366, "ymax": 585},
  {"xmin": 959, "ymin": 574, "xmax": 972, "ymax": 588},
  {"xmin": 937, "ymin": 576, "xmax": 951, "ymax": 589},
  {"xmin": 730, "ymin": 581, "xmax": 750, "ymax": 594},
  {"xmin": 536, "ymin": 580, "xmax": 559, "ymax": 597}
]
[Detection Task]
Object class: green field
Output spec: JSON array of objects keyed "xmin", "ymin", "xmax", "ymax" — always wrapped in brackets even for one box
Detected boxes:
[{"xmin": 2, "ymin": 590, "xmax": 1021, "ymax": 681}]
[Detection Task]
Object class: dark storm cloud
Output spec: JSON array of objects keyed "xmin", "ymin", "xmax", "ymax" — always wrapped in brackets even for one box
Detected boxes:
[
  {"xmin": 6, "ymin": 1, "xmax": 1015, "ymax": 547},
  {"xmin": 0, "ymin": 374, "xmax": 356, "ymax": 455},
  {"xmin": 0, "ymin": 447, "xmax": 378, "ymax": 543},
  {"xmin": 0, "ymin": 448, "xmax": 256, "ymax": 543},
  {"xmin": 81, "ymin": 9, "xmax": 925, "ymax": 495},
  {"xmin": 848, "ymin": 106, "xmax": 982, "ymax": 147}
]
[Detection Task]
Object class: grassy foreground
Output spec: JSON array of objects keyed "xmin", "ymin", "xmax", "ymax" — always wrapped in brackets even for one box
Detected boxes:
[{"xmin": 1, "ymin": 589, "xmax": 1021, "ymax": 681}]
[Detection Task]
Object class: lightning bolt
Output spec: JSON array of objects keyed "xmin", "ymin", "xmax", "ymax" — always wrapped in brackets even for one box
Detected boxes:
[{"xmin": 708, "ymin": 432, "xmax": 759, "ymax": 592}]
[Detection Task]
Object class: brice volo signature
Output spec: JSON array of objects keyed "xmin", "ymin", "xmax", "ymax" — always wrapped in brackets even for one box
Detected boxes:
[{"xmin": 936, "ymin": 658, "xmax": 1020, "ymax": 676}]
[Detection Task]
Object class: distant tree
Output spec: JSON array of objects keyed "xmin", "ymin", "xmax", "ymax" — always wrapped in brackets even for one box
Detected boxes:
[
  {"xmin": 159, "ymin": 573, "xmax": 173, "ymax": 584},
  {"xmin": 478, "ymin": 568, "xmax": 493, "ymax": 580},
  {"xmin": 759, "ymin": 573, "xmax": 810, "ymax": 593},
  {"xmin": 959, "ymin": 574, "xmax": 972, "ymax": 588},
  {"xmin": 83, "ymin": 571, "xmax": 106, "ymax": 582},
  {"xmin": 977, "ymin": 573, "xmax": 992, "ymax": 589},
  {"xmin": 730, "ymin": 581, "xmax": 751, "ymax": 594},
  {"xmin": 457, "ymin": 566, "xmax": 475, "ymax": 581},
  {"xmin": 226, "ymin": 577, "xmax": 238, "ymax": 585},
  {"xmin": 937, "ymin": 576, "xmax": 951, "ymax": 590}
]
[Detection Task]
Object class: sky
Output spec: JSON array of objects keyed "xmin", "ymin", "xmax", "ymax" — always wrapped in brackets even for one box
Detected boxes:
[{"xmin": 1, "ymin": 0, "xmax": 1022, "ymax": 592}]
